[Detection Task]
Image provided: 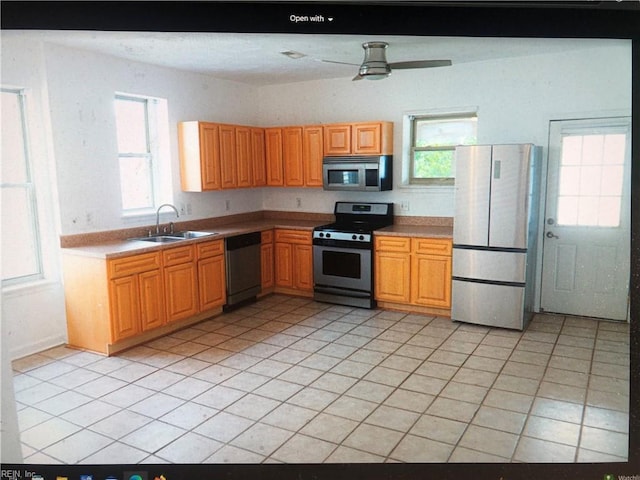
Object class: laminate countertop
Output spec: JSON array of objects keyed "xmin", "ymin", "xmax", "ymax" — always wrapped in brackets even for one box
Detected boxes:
[
  {"xmin": 375, "ymin": 224, "xmax": 453, "ymax": 239},
  {"xmin": 61, "ymin": 219, "xmax": 324, "ymax": 259}
]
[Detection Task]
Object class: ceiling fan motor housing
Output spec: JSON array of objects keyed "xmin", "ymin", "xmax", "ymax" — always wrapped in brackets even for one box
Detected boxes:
[{"xmin": 359, "ymin": 41, "xmax": 391, "ymax": 78}]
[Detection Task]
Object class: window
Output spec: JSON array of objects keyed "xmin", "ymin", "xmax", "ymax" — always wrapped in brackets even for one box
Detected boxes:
[
  {"xmin": 114, "ymin": 94, "xmax": 170, "ymax": 214},
  {"xmin": 1, "ymin": 88, "xmax": 43, "ymax": 285},
  {"xmin": 408, "ymin": 113, "xmax": 477, "ymax": 185},
  {"xmin": 557, "ymin": 131, "xmax": 628, "ymax": 227}
]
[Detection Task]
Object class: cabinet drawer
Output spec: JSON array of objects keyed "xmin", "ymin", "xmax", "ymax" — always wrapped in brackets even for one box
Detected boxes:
[
  {"xmin": 163, "ymin": 245, "xmax": 195, "ymax": 266},
  {"xmin": 275, "ymin": 229, "xmax": 311, "ymax": 245},
  {"xmin": 197, "ymin": 239, "xmax": 224, "ymax": 259},
  {"xmin": 375, "ymin": 236, "xmax": 411, "ymax": 253},
  {"xmin": 108, "ymin": 252, "xmax": 161, "ymax": 278},
  {"xmin": 412, "ymin": 238, "xmax": 452, "ymax": 256},
  {"xmin": 261, "ymin": 229, "xmax": 274, "ymax": 244}
]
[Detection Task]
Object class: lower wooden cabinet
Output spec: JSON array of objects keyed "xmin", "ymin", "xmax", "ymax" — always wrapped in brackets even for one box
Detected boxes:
[
  {"xmin": 63, "ymin": 238, "xmax": 227, "ymax": 355},
  {"xmin": 261, "ymin": 230, "xmax": 275, "ymax": 291},
  {"xmin": 108, "ymin": 252, "xmax": 164, "ymax": 342},
  {"xmin": 375, "ymin": 235, "xmax": 452, "ymax": 314},
  {"xmin": 197, "ymin": 240, "xmax": 226, "ymax": 311},
  {"xmin": 274, "ymin": 229, "xmax": 313, "ymax": 295}
]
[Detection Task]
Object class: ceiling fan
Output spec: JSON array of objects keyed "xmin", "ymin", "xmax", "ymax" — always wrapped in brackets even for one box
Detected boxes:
[{"xmin": 324, "ymin": 41, "xmax": 452, "ymax": 81}]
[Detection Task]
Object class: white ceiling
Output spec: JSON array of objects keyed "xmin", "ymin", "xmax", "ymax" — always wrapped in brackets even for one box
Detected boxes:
[{"xmin": 7, "ymin": 30, "xmax": 620, "ymax": 85}]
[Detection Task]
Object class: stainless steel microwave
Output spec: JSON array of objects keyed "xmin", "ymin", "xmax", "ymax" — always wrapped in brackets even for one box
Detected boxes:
[{"xmin": 322, "ymin": 155, "xmax": 392, "ymax": 191}]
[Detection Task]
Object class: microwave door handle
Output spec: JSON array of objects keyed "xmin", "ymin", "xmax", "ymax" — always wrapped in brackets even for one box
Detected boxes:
[{"xmin": 358, "ymin": 166, "xmax": 367, "ymax": 189}]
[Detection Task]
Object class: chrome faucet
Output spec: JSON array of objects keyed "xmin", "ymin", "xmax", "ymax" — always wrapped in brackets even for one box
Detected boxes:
[{"xmin": 155, "ymin": 203, "xmax": 179, "ymax": 234}]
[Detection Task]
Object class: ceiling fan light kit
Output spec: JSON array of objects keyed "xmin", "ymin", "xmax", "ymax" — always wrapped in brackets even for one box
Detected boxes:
[{"xmin": 359, "ymin": 41, "xmax": 392, "ymax": 80}]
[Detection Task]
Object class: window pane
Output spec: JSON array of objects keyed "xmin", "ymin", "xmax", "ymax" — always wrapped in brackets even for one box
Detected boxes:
[
  {"xmin": 1, "ymin": 90, "xmax": 28, "ymax": 183},
  {"xmin": 119, "ymin": 156, "xmax": 154, "ymax": 210},
  {"xmin": 2, "ymin": 187, "xmax": 40, "ymax": 280},
  {"xmin": 414, "ymin": 117, "xmax": 477, "ymax": 147},
  {"xmin": 115, "ymin": 98, "xmax": 148, "ymax": 153},
  {"xmin": 557, "ymin": 132, "xmax": 626, "ymax": 228},
  {"xmin": 413, "ymin": 150, "xmax": 455, "ymax": 178}
]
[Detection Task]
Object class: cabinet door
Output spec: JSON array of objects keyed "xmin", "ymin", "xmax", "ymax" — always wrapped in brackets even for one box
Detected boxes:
[
  {"xmin": 178, "ymin": 121, "xmax": 221, "ymax": 192},
  {"xmin": 374, "ymin": 251, "xmax": 411, "ymax": 303},
  {"xmin": 139, "ymin": 269, "xmax": 165, "ymax": 331},
  {"xmin": 293, "ymin": 244, "xmax": 313, "ymax": 292},
  {"xmin": 109, "ymin": 275, "xmax": 141, "ymax": 341},
  {"xmin": 198, "ymin": 255, "xmax": 226, "ymax": 311},
  {"xmin": 303, "ymin": 126, "xmax": 323, "ymax": 187},
  {"xmin": 251, "ymin": 128, "xmax": 267, "ymax": 186},
  {"xmin": 199, "ymin": 123, "xmax": 222, "ymax": 190},
  {"xmin": 274, "ymin": 242, "xmax": 293, "ymax": 288},
  {"xmin": 164, "ymin": 262, "xmax": 199, "ymax": 322},
  {"xmin": 261, "ymin": 242, "xmax": 274, "ymax": 289},
  {"xmin": 283, "ymin": 127, "xmax": 304, "ymax": 186},
  {"xmin": 235, "ymin": 126, "xmax": 253, "ymax": 188},
  {"xmin": 353, "ymin": 122, "xmax": 393, "ymax": 155},
  {"xmin": 219, "ymin": 124, "xmax": 237, "ymax": 189},
  {"xmin": 265, "ymin": 128, "xmax": 284, "ymax": 186},
  {"xmin": 411, "ymin": 254, "xmax": 452, "ymax": 308},
  {"xmin": 323, "ymin": 124, "xmax": 351, "ymax": 155},
  {"xmin": 353, "ymin": 122, "xmax": 382, "ymax": 154}
]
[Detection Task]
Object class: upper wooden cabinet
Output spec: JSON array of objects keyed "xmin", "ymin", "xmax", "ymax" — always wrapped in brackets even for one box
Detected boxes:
[
  {"xmin": 283, "ymin": 127, "xmax": 304, "ymax": 187},
  {"xmin": 251, "ymin": 128, "xmax": 267, "ymax": 187},
  {"xmin": 265, "ymin": 127, "xmax": 284, "ymax": 186},
  {"xmin": 178, "ymin": 121, "xmax": 222, "ymax": 192},
  {"xmin": 219, "ymin": 124, "xmax": 237, "ymax": 190},
  {"xmin": 266, "ymin": 125, "xmax": 323, "ymax": 188},
  {"xmin": 323, "ymin": 124, "xmax": 351, "ymax": 156},
  {"xmin": 235, "ymin": 126, "xmax": 253, "ymax": 188},
  {"xmin": 324, "ymin": 121, "xmax": 393, "ymax": 156},
  {"xmin": 303, "ymin": 126, "xmax": 323, "ymax": 187}
]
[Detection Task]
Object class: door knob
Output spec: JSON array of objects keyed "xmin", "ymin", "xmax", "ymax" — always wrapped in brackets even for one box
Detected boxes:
[{"xmin": 546, "ymin": 231, "xmax": 559, "ymax": 239}]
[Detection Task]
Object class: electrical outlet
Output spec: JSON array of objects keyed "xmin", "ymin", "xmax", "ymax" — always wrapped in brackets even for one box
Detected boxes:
[
  {"xmin": 401, "ymin": 200, "xmax": 410, "ymax": 211},
  {"xmin": 296, "ymin": 197, "xmax": 302, "ymax": 208},
  {"xmin": 180, "ymin": 203, "xmax": 187, "ymax": 215},
  {"xmin": 225, "ymin": 200, "xmax": 230, "ymax": 211}
]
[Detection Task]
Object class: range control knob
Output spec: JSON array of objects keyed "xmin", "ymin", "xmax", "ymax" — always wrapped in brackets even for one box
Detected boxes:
[
  {"xmin": 359, "ymin": 235, "xmax": 365, "ymax": 241},
  {"xmin": 319, "ymin": 232, "xmax": 324, "ymax": 238},
  {"xmin": 326, "ymin": 233, "xmax": 331, "ymax": 238},
  {"xmin": 352, "ymin": 234, "xmax": 357, "ymax": 240}
]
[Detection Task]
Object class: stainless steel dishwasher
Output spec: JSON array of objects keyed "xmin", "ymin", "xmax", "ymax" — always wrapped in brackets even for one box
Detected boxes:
[{"xmin": 225, "ymin": 231, "xmax": 262, "ymax": 310}]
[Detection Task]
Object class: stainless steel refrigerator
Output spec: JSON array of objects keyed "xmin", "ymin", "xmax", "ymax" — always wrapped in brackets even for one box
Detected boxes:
[{"xmin": 452, "ymin": 144, "xmax": 541, "ymax": 330}]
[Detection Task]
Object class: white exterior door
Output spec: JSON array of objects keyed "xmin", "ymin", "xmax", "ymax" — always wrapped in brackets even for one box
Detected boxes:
[{"xmin": 540, "ymin": 117, "xmax": 631, "ymax": 321}]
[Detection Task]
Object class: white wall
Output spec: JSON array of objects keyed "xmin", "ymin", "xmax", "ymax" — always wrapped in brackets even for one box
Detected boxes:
[
  {"xmin": 41, "ymin": 42, "xmax": 265, "ymax": 235},
  {"xmin": 257, "ymin": 43, "xmax": 632, "ymax": 217}
]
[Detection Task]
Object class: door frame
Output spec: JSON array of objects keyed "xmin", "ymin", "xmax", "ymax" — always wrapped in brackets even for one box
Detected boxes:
[{"xmin": 535, "ymin": 115, "xmax": 631, "ymax": 321}]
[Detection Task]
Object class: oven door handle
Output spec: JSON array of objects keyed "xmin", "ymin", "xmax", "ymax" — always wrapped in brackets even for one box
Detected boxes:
[{"xmin": 314, "ymin": 285, "xmax": 371, "ymax": 298}]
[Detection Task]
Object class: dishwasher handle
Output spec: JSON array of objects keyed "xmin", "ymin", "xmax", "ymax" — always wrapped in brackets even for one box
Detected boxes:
[{"xmin": 225, "ymin": 231, "xmax": 262, "ymax": 251}]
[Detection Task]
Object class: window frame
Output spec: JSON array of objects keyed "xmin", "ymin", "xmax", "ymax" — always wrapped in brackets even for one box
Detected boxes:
[
  {"xmin": 407, "ymin": 111, "xmax": 478, "ymax": 186},
  {"xmin": 1, "ymin": 87, "xmax": 44, "ymax": 286},
  {"xmin": 115, "ymin": 93, "xmax": 165, "ymax": 216}
]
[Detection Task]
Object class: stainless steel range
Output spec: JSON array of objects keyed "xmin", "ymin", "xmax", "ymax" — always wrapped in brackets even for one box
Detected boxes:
[{"xmin": 313, "ymin": 202, "xmax": 394, "ymax": 309}]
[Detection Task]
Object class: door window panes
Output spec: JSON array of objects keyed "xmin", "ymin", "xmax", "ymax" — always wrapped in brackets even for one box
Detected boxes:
[{"xmin": 557, "ymin": 133, "xmax": 626, "ymax": 227}]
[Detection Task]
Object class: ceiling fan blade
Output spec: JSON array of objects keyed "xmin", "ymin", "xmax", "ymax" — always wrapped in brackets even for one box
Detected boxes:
[
  {"xmin": 321, "ymin": 59, "xmax": 360, "ymax": 67},
  {"xmin": 389, "ymin": 60, "xmax": 452, "ymax": 70},
  {"xmin": 352, "ymin": 74, "xmax": 364, "ymax": 81}
]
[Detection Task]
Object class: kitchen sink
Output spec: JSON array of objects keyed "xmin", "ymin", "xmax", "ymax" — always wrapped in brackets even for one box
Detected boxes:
[
  {"xmin": 131, "ymin": 235, "xmax": 185, "ymax": 243},
  {"xmin": 172, "ymin": 231, "xmax": 218, "ymax": 239},
  {"xmin": 130, "ymin": 231, "xmax": 217, "ymax": 243}
]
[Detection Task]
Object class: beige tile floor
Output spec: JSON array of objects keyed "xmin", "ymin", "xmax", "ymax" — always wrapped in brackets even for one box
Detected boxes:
[{"xmin": 12, "ymin": 294, "xmax": 630, "ymax": 464}]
